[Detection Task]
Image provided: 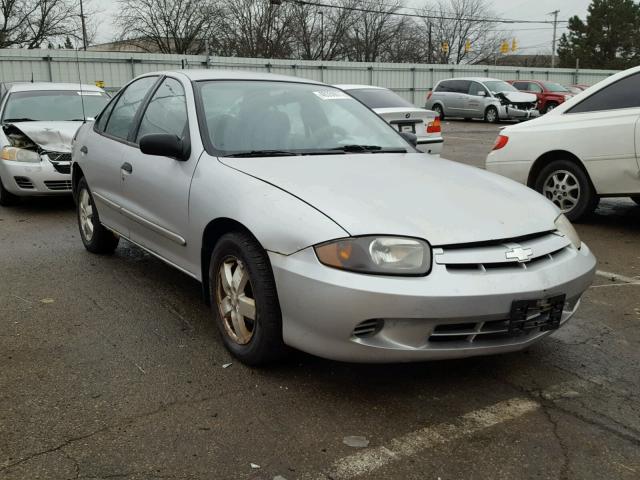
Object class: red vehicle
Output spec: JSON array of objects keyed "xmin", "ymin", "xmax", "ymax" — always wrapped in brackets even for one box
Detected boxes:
[{"xmin": 507, "ymin": 80, "xmax": 573, "ymax": 114}]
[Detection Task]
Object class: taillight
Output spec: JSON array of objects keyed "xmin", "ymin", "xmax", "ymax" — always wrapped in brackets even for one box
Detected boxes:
[
  {"xmin": 492, "ymin": 134, "xmax": 509, "ymax": 150},
  {"xmin": 426, "ymin": 117, "xmax": 441, "ymax": 134},
  {"xmin": 426, "ymin": 91, "xmax": 433, "ymax": 101}
]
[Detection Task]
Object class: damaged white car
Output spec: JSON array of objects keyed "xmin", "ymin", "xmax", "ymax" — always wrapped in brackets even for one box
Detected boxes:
[
  {"xmin": 426, "ymin": 78, "xmax": 539, "ymax": 123},
  {"xmin": 0, "ymin": 82, "xmax": 109, "ymax": 205}
]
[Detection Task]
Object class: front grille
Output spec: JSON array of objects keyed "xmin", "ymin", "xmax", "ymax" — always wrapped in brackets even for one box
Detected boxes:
[
  {"xmin": 45, "ymin": 152, "xmax": 72, "ymax": 174},
  {"xmin": 44, "ymin": 180, "xmax": 72, "ymax": 191},
  {"xmin": 353, "ymin": 319, "xmax": 384, "ymax": 338},
  {"xmin": 14, "ymin": 176, "xmax": 34, "ymax": 189},
  {"xmin": 429, "ymin": 318, "xmax": 530, "ymax": 344},
  {"xmin": 436, "ymin": 232, "xmax": 571, "ymax": 274}
]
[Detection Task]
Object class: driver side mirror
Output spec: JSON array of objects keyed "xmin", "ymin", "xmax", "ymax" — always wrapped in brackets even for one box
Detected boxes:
[
  {"xmin": 139, "ymin": 133, "xmax": 189, "ymax": 161},
  {"xmin": 400, "ymin": 131, "xmax": 418, "ymax": 147}
]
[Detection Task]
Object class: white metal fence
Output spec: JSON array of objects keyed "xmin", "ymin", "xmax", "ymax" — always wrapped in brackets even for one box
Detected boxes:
[{"xmin": 0, "ymin": 49, "xmax": 619, "ymax": 106}]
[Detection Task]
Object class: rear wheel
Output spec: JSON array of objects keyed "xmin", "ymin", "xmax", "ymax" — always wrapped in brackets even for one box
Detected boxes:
[
  {"xmin": 77, "ymin": 177, "xmax": 119, "ymax": 254},
  {"xmin": 432, "ymin": 104, "xmax": 444, "ymax": 120},
  {"xmin": 534, "ymin": 159, "xmax": 598, "ymax": 222},
  {"xmin": 543, "ymin": 102, "xmax": 558, "ymax": 114},
  {"xmin": 485, "ymin": 106, "xmax": 499, "ymax": 123},
  {"xmin": 209, "ymin": 231, "xmax": 286, "ymax": 366},
  {"xmin": 0, "ymin": 178, "xmax": 19, "ymax": 206},
  {"xmin": 631, "ymin": 196, "xmax": 640, "ymax": 206}
]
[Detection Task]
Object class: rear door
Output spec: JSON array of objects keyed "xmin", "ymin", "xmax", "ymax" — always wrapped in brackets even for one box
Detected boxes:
[
  {"xmin": 116, "ymin": 76, "xmax": 199, "ymax": 271},
  {"xmin": 447, "ymin": 80, "xmax": 471, "ymax": 116},
  {"xmin": 81, "ymin": 76, "xmax": 159, "ymax": 236}
]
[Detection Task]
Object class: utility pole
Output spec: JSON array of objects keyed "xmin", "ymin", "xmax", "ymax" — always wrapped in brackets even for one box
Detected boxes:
[
  {"xmin": 549, "ymin": 9, "xmax": 559, "ymax": 68},
  {"xmin": 319, "ymin": 10, "xmax": 324, "ymax": 60},
  {"xmin": 79, "ymin": 0, "xmax": 88, "ymax": 50},
  {"xmin": 428, "ymin": 22, "xmax": 432, "ymax": 64}
]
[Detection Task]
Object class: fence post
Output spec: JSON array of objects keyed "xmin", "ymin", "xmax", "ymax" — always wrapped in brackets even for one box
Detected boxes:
[
  {"xmin": 429, "ymin": 67, "xmax": 434, "ymax": 91},
  {"xmin": 319, "ymin": 65, "xmax": 324, "ymax": 83},
  {"xmin": 130, "ymin": 57, "xmax": 135, "ymax": 79},
  {"xmin": 266, "ymin": 63, "xmax": 272, "ymax": 73},
  {"xmin": 43, "ymin": 56, "xmax": 53, "ymax": 81},
  {"xmin": 291, "ymin": 64, "xmax": 297, "ymax": 77},
  {"xmin": 411, "ymin": 67, "xmax": 416, "ymax": 105},
  {"xmin": 368, "ymin": 66, "xmax": 373, "ymax": 85},
  {"xmin": 516, "ymin": 69, "xmax": 520, "ymax": 80}
]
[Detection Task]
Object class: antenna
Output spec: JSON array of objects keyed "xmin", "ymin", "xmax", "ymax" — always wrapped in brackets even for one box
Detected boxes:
[{"xmin": 75, "ymin": 46, "xmax": 87, "ymax": 123}]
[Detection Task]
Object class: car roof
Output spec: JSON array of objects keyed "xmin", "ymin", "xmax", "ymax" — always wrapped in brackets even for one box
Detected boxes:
[
  {"xmin": 7, "ymin": 82, "xmax": 104, "ymax": 93},
  {"xmin": 437, "ymin": 77, "xmax": 505, "ymax": 83},
  {"xmin": 334, "ymin": 84, "xmax": 387, "ymax": 91},
  {"xmin": 148, "ymin": 69, "xmax": 325, "ymax": 86}
]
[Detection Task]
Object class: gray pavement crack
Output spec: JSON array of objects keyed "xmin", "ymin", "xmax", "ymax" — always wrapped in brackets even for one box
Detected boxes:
[{"xmin": 539, "ymin": 403, "xmax": 570, "ymax": 480}]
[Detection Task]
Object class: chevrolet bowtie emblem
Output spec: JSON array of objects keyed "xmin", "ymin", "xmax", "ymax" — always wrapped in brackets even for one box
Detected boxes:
[{"xmin": 505, "ymin": 246, "xmax": 533, "ymax": 262}]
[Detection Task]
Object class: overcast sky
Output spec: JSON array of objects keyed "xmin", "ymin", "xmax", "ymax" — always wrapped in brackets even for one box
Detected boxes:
[{"xmin": 92, "ymin": 0, "xmax": 592, "ymax": 54}]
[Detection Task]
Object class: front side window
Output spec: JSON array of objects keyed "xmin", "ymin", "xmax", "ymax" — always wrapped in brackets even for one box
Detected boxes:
[
  {"xmin": 347, "ymin": 88, "xmax": 414, "ymax": 109},
  {"xmin": 198, "ymin": 81, "xmax": 410, "ymax": 155},
  {"xmin": 528, "ymin": 83, "xmax": 543, "ymax": 93},
  {"xmin": 136, "ymin": 78, "xmax": 188, "ymax": 142},
  {"xmin": 568, "ymin": 73, "xmax": 640, "ymax": 113},
  {"xmin": 104, "ymin": 76, "xmax": 158, "ymax": 140},
  {"xmin": 1, "ymin": 90, "xmax": 109, "ymax": 123},
  {"xmin": 468, "ymin": 82, "xmax": 487, "ymax": 96}
]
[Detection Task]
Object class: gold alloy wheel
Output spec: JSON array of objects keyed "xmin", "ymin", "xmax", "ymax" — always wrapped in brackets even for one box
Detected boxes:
[{"xmin": 216, "ymin": 256, "xmax": 256, "ymax": 345}]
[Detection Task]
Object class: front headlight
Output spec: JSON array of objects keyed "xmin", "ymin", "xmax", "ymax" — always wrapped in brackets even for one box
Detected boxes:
[
  {"xmin": 1, "ymin": 146, "xmax": 40, "ymax": 163},
  {"xmin": 555, "ymin": 214, "xmax": 581, "ymax": 249},
  {"xmin": 314, "ymin": 236, "xmax": 432, "ymax": 275}
]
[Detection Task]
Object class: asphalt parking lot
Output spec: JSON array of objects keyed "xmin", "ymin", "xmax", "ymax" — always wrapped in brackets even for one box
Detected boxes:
[{"xmin": 1, "ymin": 120, "xmax": 639, "ymax": 480}]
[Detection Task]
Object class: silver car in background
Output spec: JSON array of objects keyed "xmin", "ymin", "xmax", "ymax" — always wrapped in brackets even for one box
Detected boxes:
[
  {"xmin": 0, "ymin": 82, "xmax": 109, "ymax": 205},
  {"xmin": 336, "ymin": 84, "xmax": 443, "ymax": 154},
  {"xmin": 72, "ymin": 70, "xmax": 595, "ymax": 365},
  {"xmin": 426, "ymin": 77, "xmax": 539, "ymax": 123}
]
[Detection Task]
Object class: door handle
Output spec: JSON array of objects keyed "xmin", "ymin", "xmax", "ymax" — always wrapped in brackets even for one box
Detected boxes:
[
  {"xmin": 80, "ymin": 145, "xmax": 88, "ymax": 154},
  {"xmin": 121, "ymin": 162, "xmax": 133, "ymax": 174}
]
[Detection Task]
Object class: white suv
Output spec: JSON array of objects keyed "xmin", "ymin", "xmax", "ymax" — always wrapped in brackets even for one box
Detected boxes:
[{"xmin": 486, "ymin": 66, "xmax": 640, "ymax": 221}]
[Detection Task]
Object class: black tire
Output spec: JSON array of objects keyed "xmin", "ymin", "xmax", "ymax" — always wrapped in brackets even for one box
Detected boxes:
[
  {"xmin": 0, "ymin": 178, "xmax": 19, "ymax": 206},
  {"xmin": 485, "ymin": 106, "xmax": 499, "ymax": 123},
  {"xmin": 209, "ymin": 231, "xmax": 286, "ymax": 366},
  {"xmin": 631, "ymin": 196, "xmax": 640, "ymax": 206},
  {"xmin": 534, "ymin": 159, "xmax": 598, "ymax": 222},
  {"xmin": 432, "ymin": 104, "xmax": 444, "ymax": 120},
  {"xmin": 543, "ymin": 102, "xmax": 558, "ymax": 114},
  {"xmin": 76, "ymin": 177, "xmax": 119, "ymax": 254}
]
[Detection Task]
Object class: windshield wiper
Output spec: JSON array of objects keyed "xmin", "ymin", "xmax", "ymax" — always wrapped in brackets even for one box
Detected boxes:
[
  {"xmin": 225, "ymin": 149, "xmax": 299, "ymax": 158},
  {"xmin": 3, "ymin": 117, "xmax": 35, "ymax": 123},
  {"xmin": 329, "ymin": 145, "xmax": 407, "ymax": 153}
]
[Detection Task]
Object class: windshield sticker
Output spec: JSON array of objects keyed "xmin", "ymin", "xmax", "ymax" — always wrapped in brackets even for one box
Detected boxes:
[
  {"xmin": 77, "ymin": 91, "xmax": 103, "ymax": 96},
  {"xmin": 313, "ymin": 90, "xmax": 351, "ymax": 100}
]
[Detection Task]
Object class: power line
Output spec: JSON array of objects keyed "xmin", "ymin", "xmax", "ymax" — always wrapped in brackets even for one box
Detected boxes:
[{"xmin": 280, "ymin": 0, "xmax": 570, "ymax": 25}]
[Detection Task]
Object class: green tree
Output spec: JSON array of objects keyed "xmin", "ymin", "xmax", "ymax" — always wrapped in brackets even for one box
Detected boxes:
[
  {"xmin": 64, "ymin": 36, "xmax": 73, "ymax": 49},
  {"xmin": 558, "ymin": 0, "xmax": 640, "ymax": 69}
]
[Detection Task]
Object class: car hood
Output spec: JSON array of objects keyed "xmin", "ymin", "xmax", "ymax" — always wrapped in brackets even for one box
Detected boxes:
[
  {"xmin": 3, "ymin": 121, "xmax": 82, "ymax": 152},
  {"xmin": 220, "ymin": 153, "xmax": 559, "ymax": 246},
  {"xmin": 499, "ymin": 91, "xmax": 537, "ymax": 103}
]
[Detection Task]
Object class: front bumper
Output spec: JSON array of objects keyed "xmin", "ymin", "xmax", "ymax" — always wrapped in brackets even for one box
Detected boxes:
[
  {"xmin": 0, "ymin": 157, "xmax": 71, "ymax": 196},
  {"xmin": 416, "ymin": 136, "xmax": 443, "ymax": 155},
  {"xmin": 269, "ymin": 243, "xmax": 596, "ymax": 363},
  {"xmin": 498, "ymin": 105, "xmax": 540, "ymax": 121}
]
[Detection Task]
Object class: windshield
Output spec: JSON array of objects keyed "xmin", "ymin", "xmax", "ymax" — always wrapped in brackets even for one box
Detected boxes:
[
  {"xmin": 542, "ymin": 82, "xmax": 570, "ymax": 92},
  {"xmin": 483, "ymin": 81, "xmax": 518, "ymax": 94},
  {"xmin": 197, "ymin": 81, "xmax": 410, "ymax": 156},
  {"xmin": 2, "ymin": 90, "xmax": 109, "ymax": 122},
  {"xmin": 347, "ymin": 88, "xmax": 415, "ymax": 109}
]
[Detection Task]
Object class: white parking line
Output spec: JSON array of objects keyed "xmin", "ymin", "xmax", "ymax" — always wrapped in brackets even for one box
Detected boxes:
[
  {"xmin": 304, "ymin": 398, "xmax": 539, "ymax": 480},
  {"xmin": 595, "ymin": 270, "xmax": 640, "ymax": 284}
]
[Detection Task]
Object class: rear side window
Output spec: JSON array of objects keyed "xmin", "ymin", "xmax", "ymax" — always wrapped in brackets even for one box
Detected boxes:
[
  {"xmin": 450, "ymin": 80, "xmax": 471, "ymax": 93},
  {"xmin": 136, "ymin": 77, "xmax": 188, "ymax": 142},
  {"xmin": 435, "ymin": 81, "xmax": 451, "ymax": 92},
  {"xmin": 104, "ymin": 76, "xmax": 158, "ymax": 140},
  {"xmin": 512, "ymin": 82, "xmax": 528, "ymax": 90},
  {"xmin": 568, "ymin": 73, "xmax": 640, "ymax": 113},
  {"xmin": 347, "ymin": 88, "xmax": 414, "ymax": 109}
]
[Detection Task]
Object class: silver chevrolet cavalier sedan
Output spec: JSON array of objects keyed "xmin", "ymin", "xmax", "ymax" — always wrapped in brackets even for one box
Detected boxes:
[{"xmin": 71, "ymin": 70, "xmax": 596, "ymax": 365}]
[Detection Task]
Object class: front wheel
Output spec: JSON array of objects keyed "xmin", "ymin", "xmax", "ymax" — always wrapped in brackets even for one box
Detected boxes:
[
  {"xmin": 543, "ymin": 102, "xmax": 558, "ymax": 114},
  {"xmin": 485, "ymin": 106, "xmax": 499, "ymax": 123},
  {"xmin": 534, "ymin": 160, "xmax": 598, "ymax": 222},
  {"xmin": 77, "ymin": 177, "xmax": 119, "ymax": 254},
  {"xmin": 0, "ymin": 178, "xmax": 19, "ymax": 206},
  {"xmin": 209, "ymin": 231, "xmax": 286, "ymax": 366}
]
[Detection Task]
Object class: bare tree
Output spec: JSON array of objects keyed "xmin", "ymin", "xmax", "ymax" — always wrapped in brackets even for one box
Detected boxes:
[
  {"xmin": 1, "ymin": 0, "xmax": 79, "ymax": 48},
  {"xmin": 116, "ymin": 0, "xmax": 219, "ymax": 54},
  {"xmin": 421, "ymin": 0, "xmax": 505, "ymax": 64}
]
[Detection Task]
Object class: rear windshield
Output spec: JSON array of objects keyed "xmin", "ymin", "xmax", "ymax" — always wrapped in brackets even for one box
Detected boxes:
[
  {"xmin": 542, "ymin": 82, "xmax": 570, "ymax": 92},
  {"xmin": 2, "ymin": 90, "xmax": 109, "ymax": 122},
  {"xmin": 346, "ymin": 88, "xmax": 414, "ymax": 109}
]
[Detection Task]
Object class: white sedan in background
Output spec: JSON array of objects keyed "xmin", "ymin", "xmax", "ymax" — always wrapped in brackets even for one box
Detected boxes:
[
  {"xmin": 486, "ymin": 66, "xmax": 640, "ymax": 221},
  {"xmin": 336, "ymin": 84, "xmax": 443, "ymax": 154}
]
